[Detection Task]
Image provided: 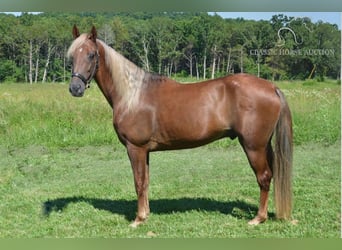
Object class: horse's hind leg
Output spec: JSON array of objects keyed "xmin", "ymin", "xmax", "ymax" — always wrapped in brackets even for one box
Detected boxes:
[{"xmin": 240, "ymin": 140, "xmax": 273, "ymax": 225}]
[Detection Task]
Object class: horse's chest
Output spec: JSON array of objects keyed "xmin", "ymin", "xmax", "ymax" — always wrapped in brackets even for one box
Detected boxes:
[{"xmin": 113, "ymin": 110, "xmax": 154, "ymax": 147}]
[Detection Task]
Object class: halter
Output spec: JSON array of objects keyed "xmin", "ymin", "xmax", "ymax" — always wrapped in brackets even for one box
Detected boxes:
[{"xmin": 71, "ymin": 50, "xmax": 99, "ymax": 89}]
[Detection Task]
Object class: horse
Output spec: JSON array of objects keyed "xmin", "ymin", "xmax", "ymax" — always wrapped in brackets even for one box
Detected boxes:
[{"xmin": 68, "ymin": 25, "xmax": 293, "ymax": 227}]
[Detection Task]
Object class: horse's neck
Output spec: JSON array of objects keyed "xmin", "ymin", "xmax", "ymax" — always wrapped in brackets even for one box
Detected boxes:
[
  {"xmin": 94, "ymin": 69, "xmax": 115, "ymax": 108},
  {"xmin": 96, "ymin": 42, "xmax": 145, "ymax": 110}
]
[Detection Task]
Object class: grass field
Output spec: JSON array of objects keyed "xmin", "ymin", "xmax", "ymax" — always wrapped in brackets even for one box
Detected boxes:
[{"xmin": 0, "ymin": 79, "xmax": 340, "ymax": 238}]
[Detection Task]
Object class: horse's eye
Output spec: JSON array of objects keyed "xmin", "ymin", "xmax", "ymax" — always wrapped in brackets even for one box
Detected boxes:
[{"xmin": 88, "ymin": 52, "xmax": 95, "ymax": 60}]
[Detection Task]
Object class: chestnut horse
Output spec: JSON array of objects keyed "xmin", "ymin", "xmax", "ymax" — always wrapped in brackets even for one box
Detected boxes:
[{"xmin": 68, "ymin": 26, "xmax": 293, "ymax": 227}]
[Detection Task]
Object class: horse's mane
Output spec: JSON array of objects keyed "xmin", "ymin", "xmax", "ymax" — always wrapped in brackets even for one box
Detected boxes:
[
  {"xmin": 143, "ymin": 72, "xmax": 167, "ymax": 85},
  {"xmin": 100, "ymin": 41, "xmax": 167, "ymax": 88},
  {"xmin": 97, "ymin": 40, "xmax": 146, "ymax": 109}
]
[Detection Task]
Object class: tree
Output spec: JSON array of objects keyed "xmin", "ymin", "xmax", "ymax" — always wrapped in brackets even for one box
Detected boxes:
[
  {"xmin": 149, "ymin": 16, "xmax": 183, "ymax": 75},
  {"xmin": 0, "ymin": 12, "xmax": 340, "ymax": 83},
  {"xmin": 110, "ymin": 17, "xmax": 129, "ymax": 53},
  {"xmin": 128, "ymin": 20, "xmax": 152, "ymax": 71},
  {"xmin": 311, "ymin": 21, "xmax": 340, "ymax": 80}
]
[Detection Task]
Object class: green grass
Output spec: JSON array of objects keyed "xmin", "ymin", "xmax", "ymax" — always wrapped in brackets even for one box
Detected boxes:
[
  {"xmin": 278, "ymin": 80, "xmax": 341, "ymax": 145},
  {"xmin": 0, "ymin": 83, "xmax": 116, "ymax": 148},
  {"xmin": 0, "ymin": 80, "xmax": 340, "ymax": 237},
  {"xmin": 0, "ymin": 144, "xmax": 340, "ymax": 237}
]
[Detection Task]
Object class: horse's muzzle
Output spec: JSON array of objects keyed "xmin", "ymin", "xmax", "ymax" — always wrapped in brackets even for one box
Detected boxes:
[{"xmin": 69, "ymin": 80, "xmax": 85, "ymax": 97}]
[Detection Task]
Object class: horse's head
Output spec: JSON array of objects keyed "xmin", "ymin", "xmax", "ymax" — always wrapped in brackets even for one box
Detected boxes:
[{"xmin": 68, "ymin": 25, "xmax": 99, "ymax": 97}]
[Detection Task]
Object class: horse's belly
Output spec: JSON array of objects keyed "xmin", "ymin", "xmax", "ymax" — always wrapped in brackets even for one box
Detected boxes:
[{"xmin": 150, "ymin": 117, "xmax": 233, "ymax": 151}]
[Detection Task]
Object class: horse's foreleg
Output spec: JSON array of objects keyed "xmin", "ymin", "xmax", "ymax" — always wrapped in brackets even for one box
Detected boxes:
[
  {"xmin": 242, "ymin": 145, "xmax": 273, "ymax": 225},
  {"xmin": 126, "ymin": 145, "xmax": 150, "ymax": 227}
]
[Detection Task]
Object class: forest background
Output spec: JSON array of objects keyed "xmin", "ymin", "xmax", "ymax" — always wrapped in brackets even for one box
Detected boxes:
[{"xmin": 0, "ymin": 12, "xmax": 340, "ymax": 84}]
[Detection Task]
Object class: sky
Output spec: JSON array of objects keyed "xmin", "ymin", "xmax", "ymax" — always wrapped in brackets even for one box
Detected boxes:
[{"xmin": 213, "ymin": 12, "xmax": 341, "ymax": 29}]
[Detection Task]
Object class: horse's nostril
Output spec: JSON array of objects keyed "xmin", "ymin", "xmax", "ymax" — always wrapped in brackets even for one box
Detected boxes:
[
  {"xmin": 69, "ymin": 82, "xmax": 84, "ymax": 97},
  {"xmin": 70, "ymin": 83, "xmax": 80, "ymax": 91}
]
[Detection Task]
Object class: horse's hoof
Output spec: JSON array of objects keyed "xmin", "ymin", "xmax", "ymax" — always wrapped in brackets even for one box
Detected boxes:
[
  {"xmin": 129, "ymin": 218, "xmax": 146, "ymax": 228},
  {"xmin": 129, "ymin": 221, "xmax": 140, "ymax": 228},
  {"xmin": 248, "ymin": 216, "xmax": 266, "ymax": 225}
]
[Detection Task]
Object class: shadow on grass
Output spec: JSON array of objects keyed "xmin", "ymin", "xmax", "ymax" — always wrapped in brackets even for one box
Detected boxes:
[{"xmin": 42, "ymin": 196, "xmax": 275, "ymax": 222}]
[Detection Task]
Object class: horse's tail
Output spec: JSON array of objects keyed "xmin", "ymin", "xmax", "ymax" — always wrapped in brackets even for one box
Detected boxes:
[{"xmin": 273, "ymin": 88, "xmax": 293, "ymax": 220}]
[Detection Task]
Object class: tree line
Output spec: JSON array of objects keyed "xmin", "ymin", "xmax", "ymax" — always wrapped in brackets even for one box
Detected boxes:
[{"xmin": 0, "ymin": 12, "xmax": 340, "ymax": 83}]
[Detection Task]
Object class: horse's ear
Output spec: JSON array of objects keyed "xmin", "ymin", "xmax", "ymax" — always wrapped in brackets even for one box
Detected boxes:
[
  {"xmin": 72, "ymin": 25, "xmax": 80, "ymax": 39},
  {"xmin": 89, "ymin": 26, "xmax": 97, "ymax": 43}
]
